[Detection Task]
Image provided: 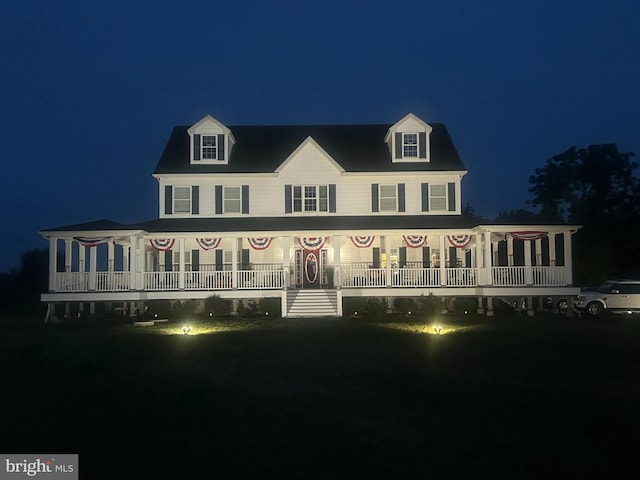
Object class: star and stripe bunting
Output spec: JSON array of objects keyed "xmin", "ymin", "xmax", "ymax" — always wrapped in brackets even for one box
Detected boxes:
[
  {"xmin": 298, "ymin": 237, "xmax": 326, "ymax": 250},
  {"xmin": 447, "ymin": 234, "xmax": 472, "ymax": 248},
  {"xmin": 247, "ymin": 237, "xmax": 273, "ymax": 250},
  {"xmin": 196, "ymin": 238, "xmax": 222, "ymax": 250},
  {"xmin": 509, "ymin": 231, "xmax": 548, "ymax": 241},
  {"xmin": 149, "ymin": 239, "xmax": 175, "ymax": 251},
  {"xmin": 73, "ymin": 237, "xmax": 112, "ymax": 247},
  {"xmin": 402, "ymin": 235, "xmax": 427, "ymax": 248},
  {"xmin": 350, "ymin": 236, "xmax": 375, "ymax": 248}
]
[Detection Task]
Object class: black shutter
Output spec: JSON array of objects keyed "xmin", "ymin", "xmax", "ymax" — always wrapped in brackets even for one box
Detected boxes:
[
  {"xmin": 215, "ymin": 249, "xmax": 223, "ymax": 271},
  {"xmin": 421, "ymin": 183, "xmax": 429, "ymax": 212},
  {"xmin": 419, "ymin": 132, "xmax": 427, "ymax": 158},
  {"xmin": 242, "ymin": 185, "xmax": 249, "ymax": 214},
  {"xmin": 192, "ymin": 249, "xmax": 200, "ymax": 271},
  {"xmin": 192, "ymin": 186, "xmax": 199, "ymax": 214},
  {"xmin": 165, "ymin": 251, "xmax": 173, "ymax": 272},
  {"xmin": 398, "ymin": 183, "xmax": 405, "ymax": 212},
  {"xmin": 217, "ymin": 134, "xmax": 225, "ymax": 161},
  {"xmin": 329, "ymin": 184, "xmax": 336, "ymax": 213},
  {"xmin": 399, "ymin": 247, "xmax": 407, "ymax": 268},
  {"xmin": 193, "ymin": 134, "xmax": 201, "ymax": 161},
  {"xmin": 395, "ymin": 132, "xmax": 403, "ymax": 159},
  {"xmin": 372, "ymin": 248, "xmax": 380, "ymax": 268},
  {"xmin": 164, "ymin": 186, "xmax": 173, "ymax": 215},
  {"xmin": 241, "ymin": 249, "xmax": 250, "ymax": 269},
  {"xmin": 215, "ymin": 185, "xmax": 223, "ymax": 214},
  {"xmin": 371, "ymin": 184, "xmax": 379, "ymax": 212},
  {"xmin": 284, "ymin": 185, "xmax": 292, "ymax": 214},
  {"xmin": 449, "ymin": 247, "xmax": 457, "ymax": 268},
  {"xmin": 448, "ymin": 182, "xmax": 456, "ymax": 211},
  {"xmin": 422, "ymin": 246, "xmax": 430, "ymax": 268}
]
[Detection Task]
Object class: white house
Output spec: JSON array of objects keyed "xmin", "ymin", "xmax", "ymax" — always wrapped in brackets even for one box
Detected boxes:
[{"xmin": 40, "ymin": 113, "xmax": 580, "ymax": 319}]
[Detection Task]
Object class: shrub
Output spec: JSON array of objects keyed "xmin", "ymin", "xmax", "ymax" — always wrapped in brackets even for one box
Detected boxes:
[
  {"xmin": 417, "ymin": 294, "xmax": 441, "ymax": 317},
  {"xmin": 204, "ymin": 295, "xmax": 231, "ymax": 316},
  {"xmin": 259, "ymin": 298, "xmax": 281, "ymax": 318}
]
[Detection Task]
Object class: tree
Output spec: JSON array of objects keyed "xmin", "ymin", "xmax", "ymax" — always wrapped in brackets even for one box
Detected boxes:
[{"xmin": 528, "ymin": 144, "xmax": 640, "ymax": 283}]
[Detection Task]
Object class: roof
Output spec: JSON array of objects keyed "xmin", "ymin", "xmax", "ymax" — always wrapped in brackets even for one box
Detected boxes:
[{"xmin": 153, "ymin": 123, "xmax": 466, "ymax": 175}]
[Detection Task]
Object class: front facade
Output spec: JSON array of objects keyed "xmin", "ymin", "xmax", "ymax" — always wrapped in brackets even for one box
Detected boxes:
[{"xmin": 41, "ymin": 113, "xmax": 580, "ymax": 318}]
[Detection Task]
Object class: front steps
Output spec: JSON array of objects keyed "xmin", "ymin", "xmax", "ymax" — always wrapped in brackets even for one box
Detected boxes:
[{"xmin": 285, "ymin": 289, "xmax": 340, "ymax": 318}]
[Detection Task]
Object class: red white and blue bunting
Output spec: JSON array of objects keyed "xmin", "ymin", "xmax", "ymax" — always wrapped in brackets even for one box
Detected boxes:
[
  {"xmin": 350, "ymin": 236, "xmax": 375, "ymax": 248},
  {"xmin": 509, "ymin": 231, "xmax": 548, "ymax": 241},
  {"xmin": 196, "ymin": 238, "xmax": 221, "ymax": 250},
  {"xmin": 402, "ymin": 235, "xmax": 427, "ymax": 248},
  {"xmin": 149, "ymin": 238, "xmax": 175, "ymax": 251},
  {"xmin": 74, "ymin": 236, "xmax": 112, "ymax": 247},
  {"xmin": 298, "ymin": 237, "xmax": 326, "ymax": 250},
  {"xmin": 447, "ymin": 234, "xmax": 472, "ymax": 248},
  {"xmin": 247, "ymin": 237, "xmax": 273, "ymax": 250}
]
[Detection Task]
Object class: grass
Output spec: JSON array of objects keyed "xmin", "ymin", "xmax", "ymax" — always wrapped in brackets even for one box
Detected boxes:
[{"xmin": 1, "ymin": 310, "xmax": 639, "ymax": 479}]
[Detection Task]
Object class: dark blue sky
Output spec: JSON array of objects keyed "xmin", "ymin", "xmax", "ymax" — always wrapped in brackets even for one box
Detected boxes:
[{"xmin": 1, "ymin": 0, "xmax": 639, "ymax": 272}]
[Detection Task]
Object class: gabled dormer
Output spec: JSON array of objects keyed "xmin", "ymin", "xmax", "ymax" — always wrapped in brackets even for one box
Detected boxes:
[
  {"xmin": 385, "ymin": 113, "xmax": 433, "ymax": 163},
  {"xmin": 187, "ymin": 115, "xmax": 236, "ymax": 165}
]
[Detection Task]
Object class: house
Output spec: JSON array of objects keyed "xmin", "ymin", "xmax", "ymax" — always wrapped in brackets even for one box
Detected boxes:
[{"xmin": 40, "ymin": 113, "xmax": 580, "ymax": 319}]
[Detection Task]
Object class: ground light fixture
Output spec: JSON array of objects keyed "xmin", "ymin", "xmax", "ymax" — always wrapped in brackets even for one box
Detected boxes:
[
  {"xmin": 433, "ymin": 325, "xmax": 443, "ymax": 335},
  {"xmin": 182, "ymin": 325, "xmax": 192, "ymax": 335}
]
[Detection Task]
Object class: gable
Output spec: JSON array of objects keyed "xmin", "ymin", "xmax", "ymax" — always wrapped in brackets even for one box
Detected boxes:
[
  {"xmin": 275, "ymin": 137, "xmax": 345, "ymax": 182},
  {"xmin": 385, "ymin": 113, "xmax": 433, "ymax": 163},
  {"xmin": 186, "ymin": 115, "xmax": 235, "ymax": 165}
]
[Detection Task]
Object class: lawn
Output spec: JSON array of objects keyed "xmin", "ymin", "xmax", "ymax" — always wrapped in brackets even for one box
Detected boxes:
[{"xmin": 1, "ymin": 311, "xmax": 638, "ymax": 479}]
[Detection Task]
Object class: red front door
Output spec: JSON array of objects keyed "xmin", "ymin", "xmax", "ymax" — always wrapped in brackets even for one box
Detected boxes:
[{"xmin": 302, "ymin": 249, "xmax": 320, "ymax": 288}]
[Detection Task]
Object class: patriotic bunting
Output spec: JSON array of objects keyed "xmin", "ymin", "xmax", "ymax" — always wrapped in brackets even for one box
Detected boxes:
[
  {"xmin": 149, "ymin": 239, "xmax": 175, "ymax": 251},
  {"xmin": 298, "ymin": 237, "xmax": 326, "ymax": 250},
  {"xmin": 402, "ymin": 235, "xmax": 427, "ymax": 248},
  {"xmin": 350, "ymin": 236, "xmax": 375, "ymax": 248},
  {"xmin": 247, "ymin": 237, "xmax": 273, "ymax": 250},
  {"xmin": 509, "ymin": 231, "xmax": 548, "ymax": 241},
  {"xmin": 196, "ymin": 238, "xmax": 221, "ymax": 250},
  {"xmin": 447, "ymin": 235, "xmax": 472, "ymax": 248},
  {"xmin": 74, "ymin": 237, "xmax": 111, "ymax": 247}
]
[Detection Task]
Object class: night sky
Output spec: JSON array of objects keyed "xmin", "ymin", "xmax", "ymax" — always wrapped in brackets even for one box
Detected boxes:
[{"xmin": 1, "ymin": 0, "xmax": 639, "ymax": 272}]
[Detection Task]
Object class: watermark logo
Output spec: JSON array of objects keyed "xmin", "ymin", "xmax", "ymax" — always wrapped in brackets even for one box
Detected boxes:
[{"xmin": 1, "ymin": 455, "xmax": 78, "ymax": 480}]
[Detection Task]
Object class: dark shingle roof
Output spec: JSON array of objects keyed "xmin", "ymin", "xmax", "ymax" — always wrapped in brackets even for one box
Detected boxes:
[
  {"xmin": 40, "ymin": 219, "xmax": 130, "ymax": 233},
  {"xmin": 153, "ymin": 123, "xmax": 466, "ymax": 174}
]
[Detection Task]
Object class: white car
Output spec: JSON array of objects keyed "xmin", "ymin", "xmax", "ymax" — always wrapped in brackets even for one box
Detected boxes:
[{"xmin": 574, "ymin": 280, "xmax": 640, "ymax": 316}]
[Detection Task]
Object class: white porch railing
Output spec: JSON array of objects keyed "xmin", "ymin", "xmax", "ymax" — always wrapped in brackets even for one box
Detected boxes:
[
  {"xmin": 184, "ymin": 271, "xmax": 233, "ymax": 290},
  {"xmin": 144, "ymin": 272, "xmax": 180, "ymax": 291},
  {"xmin": 532, "ymin": 266, "xmax": 566, "ymax": 286},
  {"xmin": 340, "ymin": 266, "xmax": 386, "ymax": 287},
  {"xmin": 445, "ymin": 268, "xmax": 478, "ymax": 286},
  {"xmin": 55, "ymin": 272, "xmax": 89, "ymax": 292},
  {"xmin": 391, "ymin": 268, "xmax": 440, "ymax": 287},
  {"xmin": 96, "ymin": 272, "xmax": 130, "ymax": 291},
  {"xmin": 492, "ymin": 267, "xmax": 526, "ymax": 286},
  {"xmin": 236, "ymin": 269, "xmax": 284, "ymax": 289}
]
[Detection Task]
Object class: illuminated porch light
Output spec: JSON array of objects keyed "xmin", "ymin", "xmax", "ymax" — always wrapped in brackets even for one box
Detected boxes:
[
  {"xmin": 433, "ymin": 325, "xmax": 443, "ymax": 335},
  {"xmin": 182, "ymin": 325, "xmax": 192, "ymax": 335}
]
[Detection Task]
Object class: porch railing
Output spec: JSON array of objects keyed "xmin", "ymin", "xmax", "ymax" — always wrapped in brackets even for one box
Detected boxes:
[
  {"xmin": 492, "ymin": 267, "xmax": 526, "ymax": 286},
  {"xmin": 532, "ymin": 266, "xmax": 566, "ymax": 285},
  {"xmin": 390, "ymin": 268, "xmax": 440, "ymax": 287},
  {"xmin": 96, "ymin": 272, "xmax": 130, "ymax": 291},
  {"xmin": 236, "ymin": 269, "xmax": 284, "ymax": 289}
]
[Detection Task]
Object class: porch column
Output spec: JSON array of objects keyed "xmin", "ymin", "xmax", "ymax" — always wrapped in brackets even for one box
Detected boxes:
[
  {"xmin": 484, "ymin": 231, "xmax": 493, "ymax": 286},
  {"xmin": 64, "ymin": 239, "xmax": 72, "ymax": 273},
  {"xmin": 48, "ymin": 236, "xmax": 57, "ymax": 292},
  {"xmin": 439, "ymin": 234, "xmax": 446, "ymax": 286},
  {"xmin": 178, "ymin": 238, "xmax": 185, "ymax": 290},
  {"xmin": 535, "ymin": 238, "xmax": 543, "ymax": 266},
  {"xmin": 382, "ymin": 235, "xmax": 391, "ymax": 287},
  {"xmin": 524, "ymin": 240, "xmax": 533, "ymax": 285},
  {"xmin": 129, "ymin": 235, "xmax": 138, "ymax": 290},
  {"xmin": 282, "ymin": 236, "xmax": 291, "ymax": 289},
  {"xmin": 107, "ymin": 242, "xmax": 115, "ymax": 273},
  {"xmin": 78, "ymin": 244, "xmax": 86, "ymax": 274},
  {"xmin": 89, "ymin": 244, "xmax": 97, "ymax": 291},
  {"xmin": 563, "ymin": 232, "xmax": 573, "ymax": 284},
  {"xmin": 548, "ymin": 233, "xmax": 557, "ymax": 266},
  {"xmin": 507, "ymin": 236, "xmax": 514, "ymax": 266},
  {"xmin": 231, "ymin": 238, "xmax": 239, "ymax": 289},
  {"xmin": 332, "ymin": 235, "xmax": 341, "ymax": 288}
]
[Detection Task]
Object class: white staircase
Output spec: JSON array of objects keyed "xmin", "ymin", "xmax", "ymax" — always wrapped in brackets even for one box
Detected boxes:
[{"xmin": 285, "ymin": 289, "xmax": 340, "ymax": 318}]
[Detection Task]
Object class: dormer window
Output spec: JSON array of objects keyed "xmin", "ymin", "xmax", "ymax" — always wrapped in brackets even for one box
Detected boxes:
[
  {"xmin": 187, "ymin": 115, "xmax": 234, "ymax": 165},
  {"xmin": 403, "ymin": 133, "xmax": 418, "ymax": 158},
  {"xmin": 202, "ymin": 135, "xmax": 217, "ymax": 159}
]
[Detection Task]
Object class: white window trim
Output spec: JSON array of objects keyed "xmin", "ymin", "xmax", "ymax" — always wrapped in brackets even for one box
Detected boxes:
[
  {"xmin": 201, "ymin": 135, "xmax": 217, "ymax": 160},
  {"xmin": 379, "ymin": 184, "xmax": 398, "ymax": 212},
  {"xmin": 292, "ymin": 184, "xmax": 329, "ymax": 213},
  {"xmin": 429, "ymin": 184, "xmax": 448, "ymax": 212},
  {"xmin": 403, "ymin": 133, "xmax": 418, "ymax": 158},
  {"xmin": 223, "ymin": 186, "xmax": 242, "ymax": 214},
  {"xmin": 173, "ymin": 186, "xmax": 192, "ymax": 214}
]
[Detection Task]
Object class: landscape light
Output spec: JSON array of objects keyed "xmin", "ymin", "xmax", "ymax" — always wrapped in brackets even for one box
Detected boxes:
[
  {"xmin": 265, "ymin": 311, "xmax": 269, "ymax": 316},
  {"xmin": 209, "ymin": 312, "xmax": 213, "ymax": 317},
  {"xmin": 407, "ymin": 311, "xmax": 412, "ymax": 316},
  {"xmin": 182, "ymin": 326, "xmax": 192, "ymax": 335},
  {"xmin": 354, "ymin": 311, "xmax": 358, "ymax": 316},
  {"xmin": 154, "ymin": 313, "xmax": 158, "ymax": 319},
  {"xmin": 433, "ymin": 325, "xmax": 443, "ymax": 335}
]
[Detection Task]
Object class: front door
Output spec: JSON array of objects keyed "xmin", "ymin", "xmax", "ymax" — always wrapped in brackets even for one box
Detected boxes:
[{"xmin": 302, "ymin": 249, "xmax": 321, "ymax": 288}]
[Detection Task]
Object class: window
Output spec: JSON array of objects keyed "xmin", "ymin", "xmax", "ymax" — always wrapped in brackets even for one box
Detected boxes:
[
  {"xmin": 293, "ymin": 185, "xmax": 329, "ymax": 212},
  {"xmin": 430, "ymin": 184, "xmax": 447, "ymax": 211},
  {"xmin": 223, "ymin": 186, "xmax": 241, "ymax": 213},
  {"xmin": 403, "ymin": 133, "xmax": 418, "ymax": 157},
  {"xmin": 173, "ymin": 186, "xmax": 191, "ymax": 213},
  {"xmin": 379, "ymin": 184, "xmax": 397, "ymax": 211},
  {"xmin": 202, "ymin": 135, "xmax": 217, "ymax": 159}
]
